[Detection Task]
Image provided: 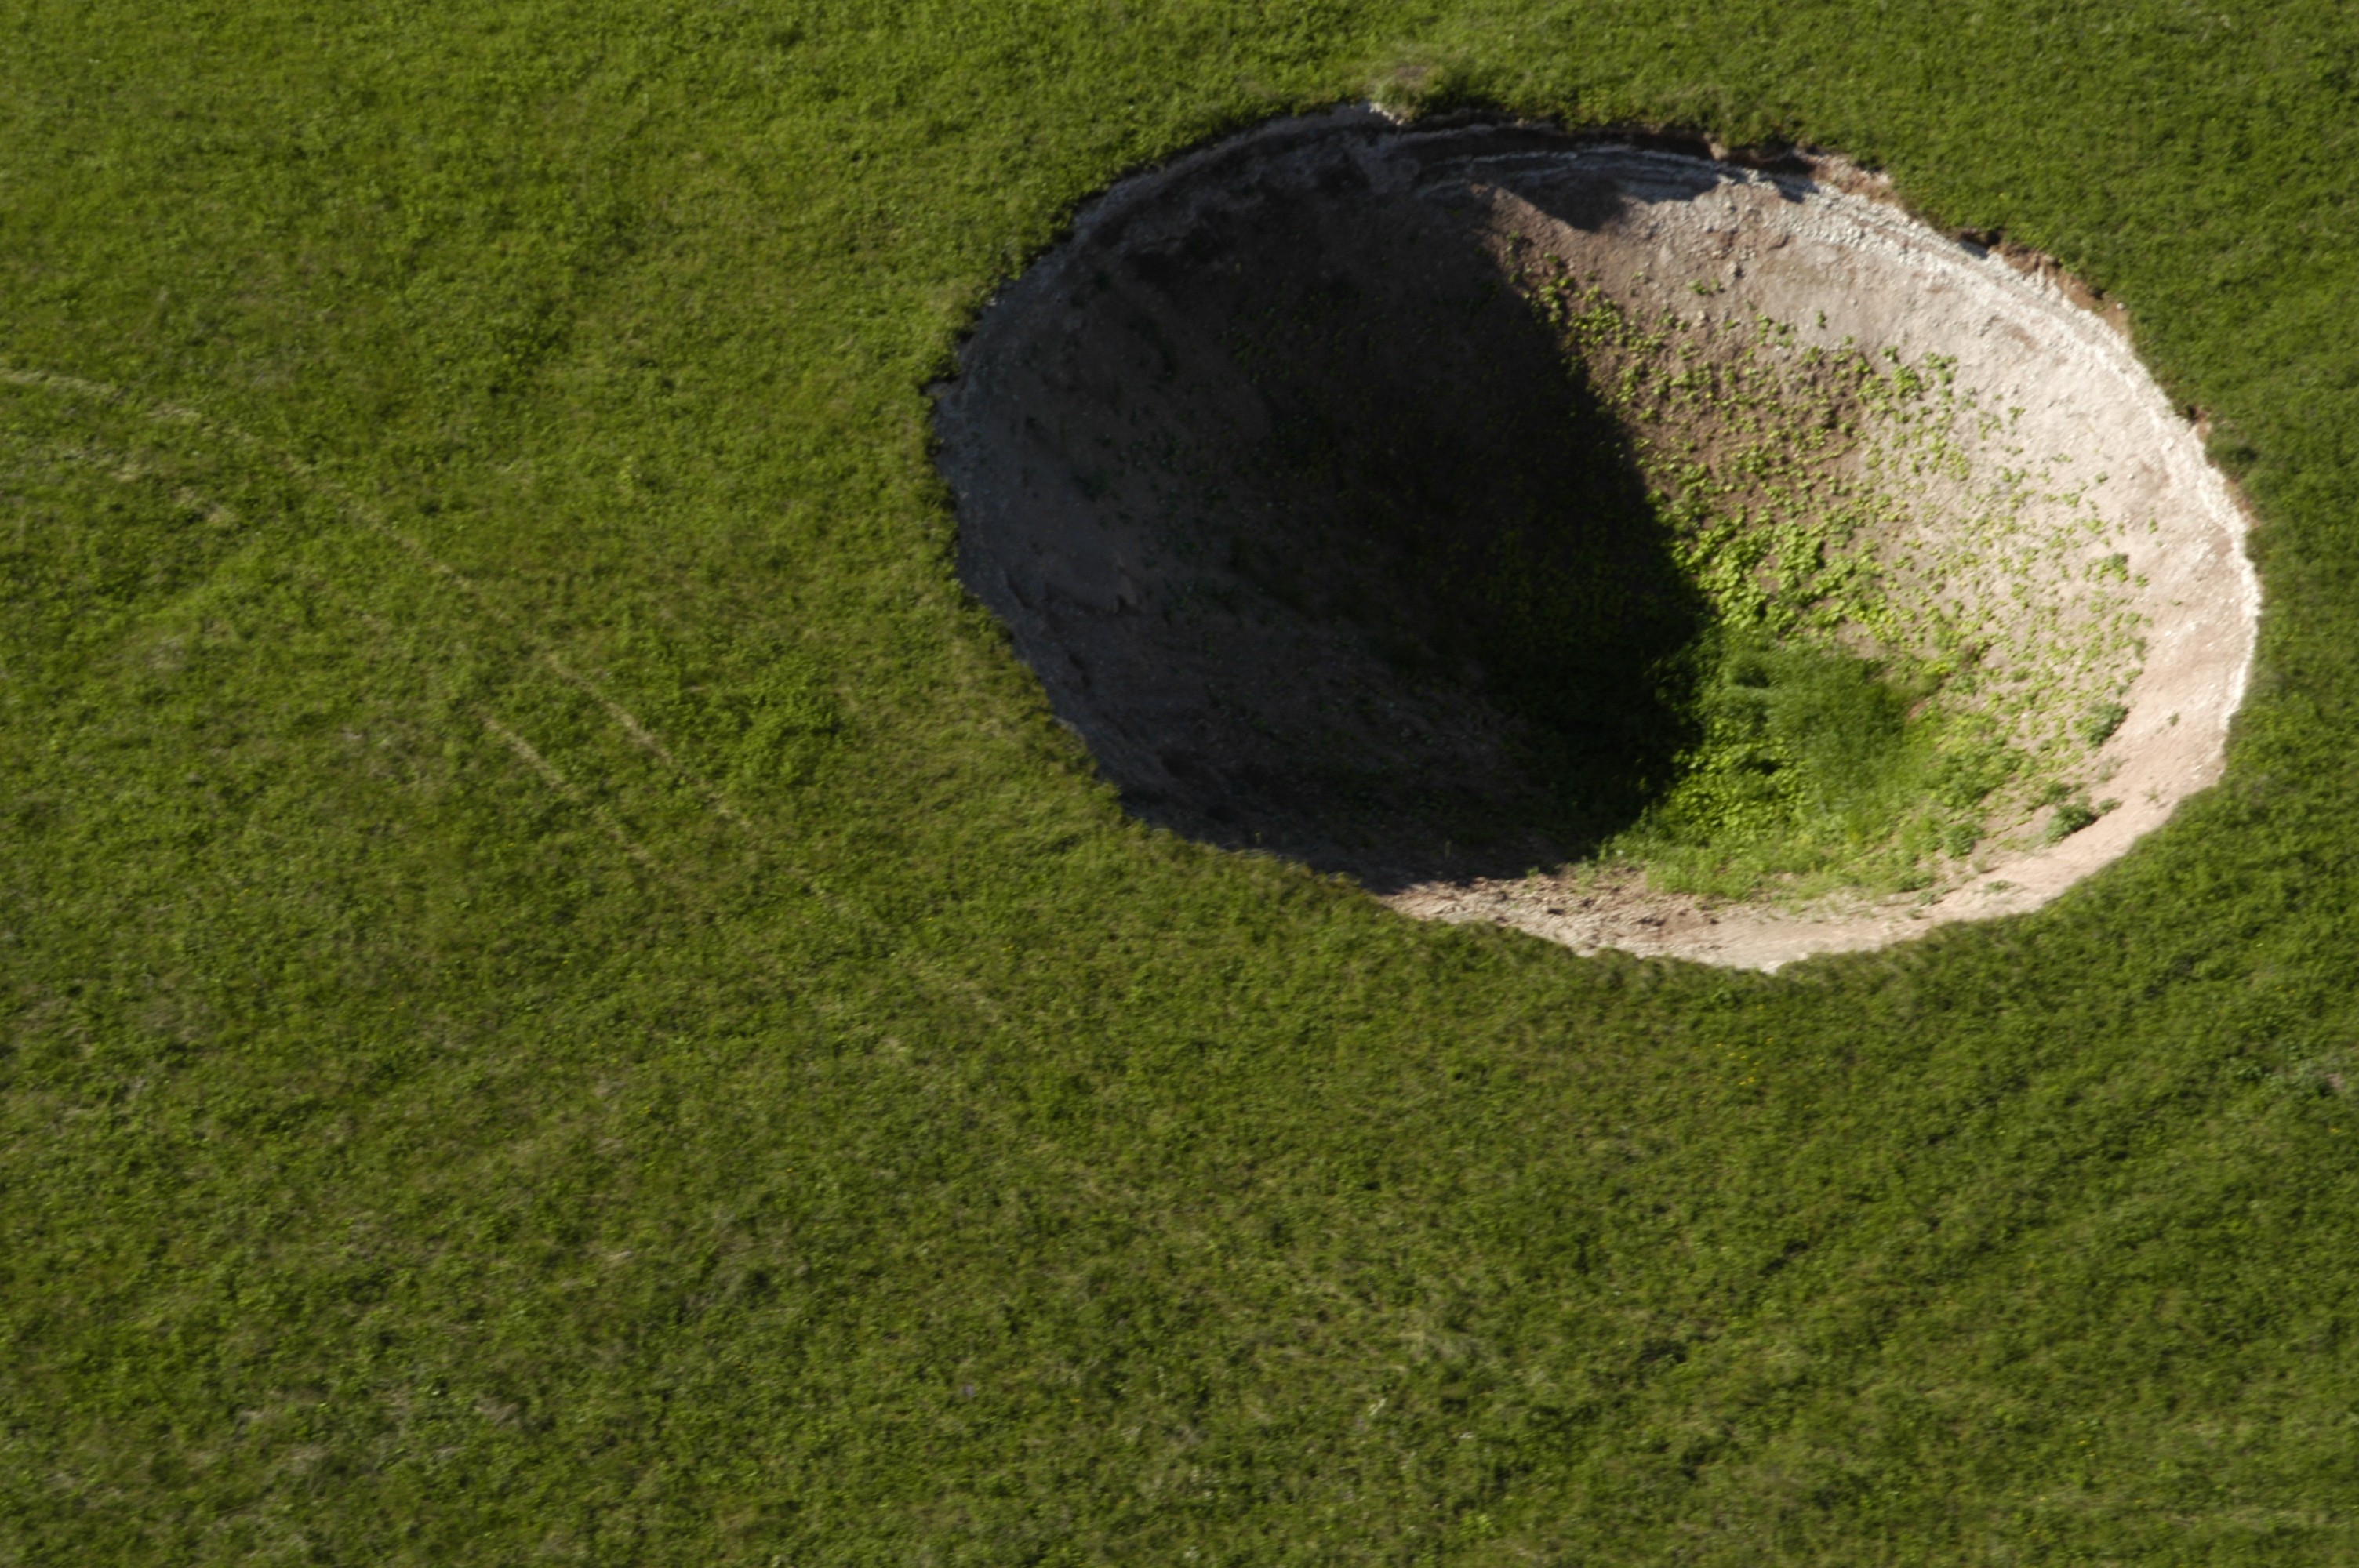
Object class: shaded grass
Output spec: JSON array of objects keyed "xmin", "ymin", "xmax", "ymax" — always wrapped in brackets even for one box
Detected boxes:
[{"xmin": 2, "ymin": 0, "xmax": 2358, "ymax": 1563}]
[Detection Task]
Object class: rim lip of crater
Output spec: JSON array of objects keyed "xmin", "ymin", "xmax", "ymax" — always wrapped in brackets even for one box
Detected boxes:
[{"xmin": 933, "ymin": 106, "xmax": 2263, "ymax": 972}]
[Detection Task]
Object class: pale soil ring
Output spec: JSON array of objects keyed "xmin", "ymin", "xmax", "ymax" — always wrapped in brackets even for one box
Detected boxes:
[{"xmin": 933, "ymin": 109, "xmax": 2257, "ymax": 970}]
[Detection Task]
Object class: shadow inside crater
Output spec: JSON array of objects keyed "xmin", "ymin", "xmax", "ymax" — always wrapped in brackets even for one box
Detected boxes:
[{"xmin": 941, "ymin": 122, "xmax": 1709, "ymax": 891}]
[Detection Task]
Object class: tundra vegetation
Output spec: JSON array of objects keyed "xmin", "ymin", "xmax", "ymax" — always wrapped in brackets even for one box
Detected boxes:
[{"xmin": 2, "ymin": 1, "xmax": 2357, "ymax": 1563}]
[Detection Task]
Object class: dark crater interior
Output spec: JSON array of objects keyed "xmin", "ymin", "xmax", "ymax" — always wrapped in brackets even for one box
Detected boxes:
[{"xmin": 935, "ymin": 117, "xmax": 1709, "ymax": 888}]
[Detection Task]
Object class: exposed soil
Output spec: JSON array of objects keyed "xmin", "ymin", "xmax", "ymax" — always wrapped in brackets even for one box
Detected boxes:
[{"xmin": 932, "ymin": 108, "xmax": 2257, "ymax": 969}]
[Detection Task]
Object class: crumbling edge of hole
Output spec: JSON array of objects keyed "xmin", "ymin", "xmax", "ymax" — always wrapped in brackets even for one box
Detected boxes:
[{"xmin": 926, "ymin": 103, "xmax": 2268, "ymax": 974}]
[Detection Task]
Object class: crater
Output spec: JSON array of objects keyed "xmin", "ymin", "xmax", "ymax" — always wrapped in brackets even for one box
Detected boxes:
[{"xmin": 932, "ymin": 110, "xmax": 2257, "ymax": 969}]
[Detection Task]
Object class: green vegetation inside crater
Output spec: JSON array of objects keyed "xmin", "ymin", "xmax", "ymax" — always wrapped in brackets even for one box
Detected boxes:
[
  {"xmin": 1500, "ymin": 271, "xmax": 2149, "ymax": 898},
  {"xmin": 1613, "ymin": 632, "xmax": 2016, "ymax": 897}
]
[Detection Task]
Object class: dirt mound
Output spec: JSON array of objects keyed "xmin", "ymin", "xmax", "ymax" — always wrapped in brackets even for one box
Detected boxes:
[{"xmin": 933, "ymin": 109, "xmax": 2256, "ymax": 969}]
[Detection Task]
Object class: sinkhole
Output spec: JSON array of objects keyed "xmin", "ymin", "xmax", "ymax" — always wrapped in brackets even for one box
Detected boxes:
[{"xmin": 932, "ymin": 110, "xmax": 2256, "ymax": 968}]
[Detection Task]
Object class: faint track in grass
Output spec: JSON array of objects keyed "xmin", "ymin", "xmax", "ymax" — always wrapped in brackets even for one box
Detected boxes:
[
  {"xmin": 4, "ymin": 363, "xmax": 1005, "ymax": 1025},
  {"xmin": 0, "ymin": 362, "xmax": 745, "ymax": 822},
  {"xmin": 479, "ymin": 713, "xmax": 674, "ymax": 881}
]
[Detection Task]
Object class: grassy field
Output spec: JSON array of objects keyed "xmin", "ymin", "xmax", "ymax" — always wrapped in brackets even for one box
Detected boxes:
[{"xmin": 5, "ymin": 0, "xmax": 2359, "ymax": 1561}]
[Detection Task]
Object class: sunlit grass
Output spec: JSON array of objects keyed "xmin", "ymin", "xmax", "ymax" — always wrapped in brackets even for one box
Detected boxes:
[{"xmin": 3, "ymin": 2, "xmax": 2357, "ymax": 1563}]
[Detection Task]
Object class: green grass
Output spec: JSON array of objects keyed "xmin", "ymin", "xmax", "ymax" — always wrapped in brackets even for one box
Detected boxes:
[
  {"xmin": 1598, "ymin": 631, "xmax": 2006, "ymax": 898},
  {"xmin": 5, "ymin": 1, "xmax": 2359, "ymax": 1563}
]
